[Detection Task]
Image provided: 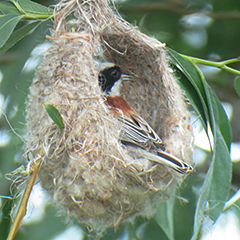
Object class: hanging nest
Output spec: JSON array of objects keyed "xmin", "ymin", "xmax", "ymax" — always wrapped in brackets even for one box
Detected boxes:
[{"xmin": 25, "ymin": 0, "xmax": 194, "ymax": 233}]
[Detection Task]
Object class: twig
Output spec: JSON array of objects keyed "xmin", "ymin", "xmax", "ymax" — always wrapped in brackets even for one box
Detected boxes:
[
  {"xmin": 180, "ymin": 54, "xmax": 240, "ymax": 76},
  {"xmin": 6, "ymin": 160, "xmax": 41, "ymax": 240}
]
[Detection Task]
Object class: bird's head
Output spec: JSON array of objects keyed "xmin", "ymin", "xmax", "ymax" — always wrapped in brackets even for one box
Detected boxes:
[{"xmin": 98, "ymin": 65, "xmax": 122, "ymax": 94}]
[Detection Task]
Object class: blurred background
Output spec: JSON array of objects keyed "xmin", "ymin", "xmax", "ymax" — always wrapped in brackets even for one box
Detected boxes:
[{"xmin": 1, "ymin": 0, "xmax": 240, "ymax": 239}]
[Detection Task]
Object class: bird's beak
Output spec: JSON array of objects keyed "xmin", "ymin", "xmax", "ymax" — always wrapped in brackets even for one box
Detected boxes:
[{"xmin": 121, "ymin": 73, "xmax": 133, "ymax": 81}]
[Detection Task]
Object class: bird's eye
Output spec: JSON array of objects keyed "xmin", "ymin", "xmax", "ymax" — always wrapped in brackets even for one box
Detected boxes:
[{"xmin": 111, "ymin": 70, "xmax": 118, "ymax": 77}]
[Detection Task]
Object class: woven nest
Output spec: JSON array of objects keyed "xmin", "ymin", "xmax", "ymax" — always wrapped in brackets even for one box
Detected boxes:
[{"xmin": 25, "ymin": 0, "xmax": 194, "ymax": 233}]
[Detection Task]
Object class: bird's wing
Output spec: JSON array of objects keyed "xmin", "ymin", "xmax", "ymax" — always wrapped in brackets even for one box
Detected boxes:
[
  {"xmin": 118, "ymin": 114, "xmax": 194, "ymax": 174},
  {"xmin": 118, "ymin": 113, "xmax": 164, "ymax": 151},
  {"xmin": 105, "ymin": 95, "xmax": 194, "ymax": 174}
]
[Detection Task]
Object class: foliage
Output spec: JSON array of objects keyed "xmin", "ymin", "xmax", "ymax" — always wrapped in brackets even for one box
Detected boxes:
[{"xmin": 0, "ymin": 0, "xmax": 239, "ymax": 239}]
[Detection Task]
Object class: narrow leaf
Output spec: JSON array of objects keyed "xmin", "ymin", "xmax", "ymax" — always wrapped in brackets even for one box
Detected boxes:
[
  {"xmin": 191, "ymin": 131, "xmax": 231, "ymax": 240},
  {"xmin": 43, "ymin": 104, "xmax": 63, "ymax": 131},
  {"xmin": 0, "ymin": 1, "xmax": 22, "ymax": 15},
  {"xmin": 203, "ymin": 86, "xmax": 231, "ymax": 219},
  {"xmin": 168, "ymin": 48, "xmax": 231, "ymax": 149},
  {"xmin": 0, "ymin": 14, "xmax": 23, "ymax": 47},
  {"xmin": 167, "ymin": 47, "xmax": 209, "ymax": 131},
  {"xmin": 210, "ymin": 88, "xmax": 231, "ymax": 150},
  {"xmin": 0, "ymin": 20, "xmax": 42, "ymax": 56},
  {"xmin": 154, "ymin": 197, "xmax": 175, "ymax": 240},
  {"xmin": 167, "ymin": 48, "xmax": 231, "ymax": 239},
  {"xmin": 11, "ymin": 0, "xmax": 53, "ymax": 16},
  {"xmin": 190, "ymin": 72, "xmax": 231, "ymax": 240},
  {"xmin": 234, "ymin": 76, "xmax": 240, "ymax": 97},
  {"xmin": 195, "ymin": 64, "xmax": 231, "ymax": 150}
]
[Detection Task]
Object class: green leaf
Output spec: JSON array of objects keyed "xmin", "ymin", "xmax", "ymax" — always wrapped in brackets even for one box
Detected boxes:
[
  {"xmin": 193, "ymin": 64, "xmax": 232, "ymax": 150},
  {"xmin": 200, "ymin": 84, "xmax": 231, "ymax": 219},
  {"xmin": 0, "ymin": 1, "xmax": 22, "ymax": 15},
  {"xmin": 154, "ymin": 197, "xmax": 175, "ymax": 240},
  {"xmin": 168, "ymin": 47, "xmax": 232, "ymax": 149},
  {"xmin": 234, "ymin": 76, "xmax": 240, "ymax": 97},
  {"xmin": 167, "ymin": 47, "xmax": 231, "ymax": 239},
  {"xmin": 0, "ymin": 20, "xmax": 41, "ymax": 56},
  {"xmin": 0, "ymin": 14, "xmax": 23, "ymax": 47},
  {"xmin": 191, "ymin": 132, "xmax": 231, "ymax": 240},
  {"xmin": 210, "ymin": 89, "xmax": 231, "ymax": 150},
  {"xmin": 10, "ymin": 0, "xmax": 53, "ymax": 18},
  {"xmin": 141, "ymin": 218, "xmax": 169, "ymax": 240},
  {"xmin": 167, "ymin": 47, "xmax": 209, "ymax": 132},
  {"xmin": 43, "ymin": 104, "xmax": 63, "ymax": 131},
  {"xmin": 190, "ymin": 73, "xmax": 231, "ymax": 240}
]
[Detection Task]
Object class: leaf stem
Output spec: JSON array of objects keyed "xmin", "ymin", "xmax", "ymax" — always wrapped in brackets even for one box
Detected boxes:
[
  {"xmin": 10, "ymin": 0, "xmax": 26, "ymax": 15},
  {"xmin": 180, "ymin": 54, "xmax": 240, "ymax": 76},
  {"xmin": 23, "ymin": 14, "xmax": 53, "ymax": 19}
]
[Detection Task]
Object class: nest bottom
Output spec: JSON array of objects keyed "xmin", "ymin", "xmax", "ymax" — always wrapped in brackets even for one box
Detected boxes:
[{"xmin": 38, "ymin": 153, "xmax": 181, "ymax": 232}]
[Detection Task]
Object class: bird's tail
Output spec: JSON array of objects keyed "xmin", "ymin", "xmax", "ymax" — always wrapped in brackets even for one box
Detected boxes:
[{"xmin": 143, "ymin": 150, "xmax": 194, "ymax": 174}]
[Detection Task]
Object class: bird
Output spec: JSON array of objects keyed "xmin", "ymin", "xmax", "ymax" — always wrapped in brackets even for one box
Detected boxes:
[{"xmin": 98, "ymin": 64, "xmax": 194, "ymax": 175}]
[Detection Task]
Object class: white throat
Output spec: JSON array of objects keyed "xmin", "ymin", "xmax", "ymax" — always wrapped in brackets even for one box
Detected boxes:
[{"xmin": 109, "ymin": 79, "xmax": 122, "ymax": 95}]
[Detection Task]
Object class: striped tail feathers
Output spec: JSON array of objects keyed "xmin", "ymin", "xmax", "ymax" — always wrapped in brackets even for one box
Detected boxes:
[{"xmin": 141, "ymin": 150, "xmax": 194, "ymax": 175}]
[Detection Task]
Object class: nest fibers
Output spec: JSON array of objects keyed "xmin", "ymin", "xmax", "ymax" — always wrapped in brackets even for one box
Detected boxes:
[{"xmin": 25, "ymin": 0, "xmax": 194, "ymax": 233}]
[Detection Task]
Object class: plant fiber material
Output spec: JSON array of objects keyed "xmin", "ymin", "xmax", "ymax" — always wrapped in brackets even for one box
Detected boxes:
[{"xmin": 25, "ymin": 0, "xmax": 194, "ymax": 232}]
